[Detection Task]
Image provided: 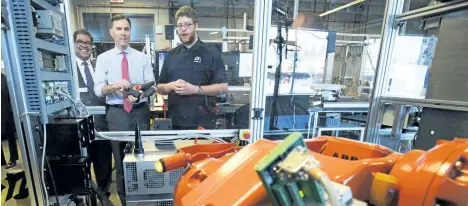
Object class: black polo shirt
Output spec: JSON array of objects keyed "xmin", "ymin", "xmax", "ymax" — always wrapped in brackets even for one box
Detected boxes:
[{"xmin": 158, "ymin": 39, "xmax": 227, "ymax": 128}]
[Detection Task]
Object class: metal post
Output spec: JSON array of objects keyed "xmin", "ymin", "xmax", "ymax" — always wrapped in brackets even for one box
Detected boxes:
[
  {"xmin": 391, "ymin": 104, "xmax": 405, "ymax": 140},
  {"xmin": 342, "ymin": 45, "xmax": 350, "ymax": 78},
  {"xmin": 294, "ymin": 0, "xmax": 300, "ymax": 19},
  {"xmin": 307, "ymin": 112, "xmax": 313, "ymax": 138},
  {"xmin": 358, "ymin": 44, "xmax": 368, "ymax": 89},
  {"xmin": 249, "ymin": 0, "xmax": 273, "ymax": 143},
  {"xmin": 391, "ymin": 104, "xmax": 409, "ymax": 151},
  {"xmin": 2, "ymin": 27, "xmax": 44, "ymax": 206},
  {"xmin": 313, "ymin": 112, "xmax": 319, "ymax": 137},
  {"xmin": 64, "ymin": 0, "xmax": 80, "ymax": 101},
  {"xmin": 365, "ymin": 0, "xmax": 405, "ymax": 143},
  {"xmin": 323, "ymin": 31, "xmax": 336, "ymax": 84},
  {"xmin": 244, "ymin": 13, "xmax": 247, "ymax": 29},
  {"xmin": 323, "ymin": 53, "xmax": 335, "ymax": 84},
  {"xmin": 222, "ymin": 26, "xmax": 228, "ymax": 52},
  {"xmin": 145, "ymin": 35, "xmax": 151, "ymax": 57},
  {"xmin": 269, "ymin": 22, "xmax": 283, "ymax": 130},
  {"xmin": 400, "ymin": 0, "xmax": 411, "ymax": 34}
]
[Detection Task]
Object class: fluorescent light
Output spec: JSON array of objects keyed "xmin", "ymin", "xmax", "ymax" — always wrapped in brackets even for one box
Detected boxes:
[
  {"xmin": 320, "ymin": 0, "xmax": 366, "ymax": 17},
  {"xmin": 210, "ymin": 32, "xmax": 219, "ymax": 35}
]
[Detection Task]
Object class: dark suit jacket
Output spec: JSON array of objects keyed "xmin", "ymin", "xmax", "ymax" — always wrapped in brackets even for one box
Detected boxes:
[
  {"xmin": 76, "ymin": 60, "xmax": 108, "ymax": 131},
  {"xmin": 77, "ymin": 60, "xmax": 106, "ymax": 107},
  {"xmin": 1, "ymin": 73, "xmax": 15, "ymax": 137}
]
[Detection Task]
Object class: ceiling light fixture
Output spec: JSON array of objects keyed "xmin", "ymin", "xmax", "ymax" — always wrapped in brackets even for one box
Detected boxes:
[{"xmin": 320, "ymin": 0, "xmax": 366, "ymax": 17}]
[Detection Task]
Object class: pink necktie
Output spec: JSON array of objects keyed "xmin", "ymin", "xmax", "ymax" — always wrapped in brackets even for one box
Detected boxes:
[{"xmin": 121, "ymin": 52, "xmax": 132, "ymax": 113}]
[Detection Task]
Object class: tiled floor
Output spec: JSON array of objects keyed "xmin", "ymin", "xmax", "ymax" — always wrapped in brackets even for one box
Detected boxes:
[{"xmin": 1, "ymin": 140, "xmax": 122, "ymax": 206}]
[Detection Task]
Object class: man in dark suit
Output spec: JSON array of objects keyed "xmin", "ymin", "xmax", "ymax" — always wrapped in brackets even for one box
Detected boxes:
[
  {"xmin": 73, "ymin": 29, "xmax": 112, "ymax": 195},
  {"xmin": 1, "ymin": 73, "xmax": 19, "ymax": 169}
]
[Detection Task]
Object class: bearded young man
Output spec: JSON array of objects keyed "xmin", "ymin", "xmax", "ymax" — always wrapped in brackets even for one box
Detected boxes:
[{"xmin": 157, "ymin": 6, "xmax": 228, "ymax": 130}]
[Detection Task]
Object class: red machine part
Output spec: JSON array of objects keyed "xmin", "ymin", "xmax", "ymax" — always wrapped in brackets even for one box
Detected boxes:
[
  {"xmin": 175, "ymin": 140, "xmax": 275, "ymax": 206},
  {"xmin": 389, "ymin": 138, "xmax": 468, "ymax": 206},
  {"xmin": 309, "ymin": 136, "xmax": 402, "ymax": 201},
  {"xmin": 159, "ymin": 137, "xmax": 468, "ymax": 206},
  {"xmin": 156, "ymin": 142, "xmax": 239, "ymax": 172}
]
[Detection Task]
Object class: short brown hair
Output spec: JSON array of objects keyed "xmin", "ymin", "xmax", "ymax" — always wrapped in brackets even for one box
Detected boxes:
[
  {"xmin": 175, "ymin": 6, "xmax": 198, "ymax": 24},
  {"xmin": 109, "ymin": 14, "xmax": 131, "ymax": 29},
  {"xmin": 73, "ymin": 29, "xmax": 93, "ymax": 43}
]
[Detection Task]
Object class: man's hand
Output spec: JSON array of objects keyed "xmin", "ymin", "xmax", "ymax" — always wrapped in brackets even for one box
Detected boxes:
[
  {"xmin": 127, "ymin": 94, "xmax": 139, "ymax": 103},
  {"xmin": 116, "ymin": 79, "xmax": 131, "ymax": 91},
  {"xmin": 157, "ymin": 79, "xmax": 189, "ymax": 95},
  {"xmin": 102, "ymin": 79, "xmax": 130, "ymax": 96},
  {"xmin": 174, "ymin": 81, "xmax": 198, "ymax": 95},
  {"xmin": 170, "ymin": 79, "xmax": 186, "ymax": 90}
]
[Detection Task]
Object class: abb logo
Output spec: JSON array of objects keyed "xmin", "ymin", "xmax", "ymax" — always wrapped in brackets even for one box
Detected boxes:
[{"xmin": 332, "ymin": 152, "xmax": 358, "ymax": 161}]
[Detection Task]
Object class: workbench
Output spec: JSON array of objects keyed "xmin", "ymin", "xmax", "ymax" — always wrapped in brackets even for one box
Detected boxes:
[{"xmin": 307, "ymin": 100, "xmax": 369, "ymax": 141}]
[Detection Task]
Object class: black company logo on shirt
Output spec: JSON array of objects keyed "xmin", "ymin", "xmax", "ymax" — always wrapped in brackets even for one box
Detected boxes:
[{"xmin": 194, "ymin": 56, "xmax": 202, "ymax": 63}]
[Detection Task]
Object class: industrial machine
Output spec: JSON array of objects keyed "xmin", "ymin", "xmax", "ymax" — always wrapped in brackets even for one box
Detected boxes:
[
  {"xmin": 312, "ymin": 84, "xmax": 343, "ymax": 102},
  {"xmin": 156, "ymin": 133, "xmax": 468, "ymax": 206}
]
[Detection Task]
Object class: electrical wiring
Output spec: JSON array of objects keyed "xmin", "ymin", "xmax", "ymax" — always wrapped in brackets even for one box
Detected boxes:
[
  {"xmin": 55, "ymin": 89, "xmax": 229, "ymax": 144},
  {"xmin": 88, "ymin": 180, "xmax": 113, "ymax": 206},
  {"xmin": 41, "ymin": 123, "xmax": 49, "ymax": 206},
  {"xmin": 94, "ymin": 130, "xmax": 227, "ymax": 144},
  {"xmin": 55, "ymin": 89, "xmax": 88, "ymax": 117},
  {"xmin": 307, "ymin": 32, "xmax": 328, "ymax": 40},
  {"xmin": 45, "ymin": 156, "xmax": 60, "ymax": 206},
  {"xmin": 19, "ymin": 112, "xmax": 51, "ymax": 205}
]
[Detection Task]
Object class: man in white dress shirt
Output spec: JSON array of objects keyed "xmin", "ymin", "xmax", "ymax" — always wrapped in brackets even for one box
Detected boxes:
[{"xmin": 94, "ymin": 14, "xmax": 156, "ymax": 205}]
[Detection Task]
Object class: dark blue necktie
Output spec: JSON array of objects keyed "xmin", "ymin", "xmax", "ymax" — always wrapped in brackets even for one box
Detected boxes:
[{"xmin": 82, "ymin": 61, "xmax": 95, "ymax": 96}]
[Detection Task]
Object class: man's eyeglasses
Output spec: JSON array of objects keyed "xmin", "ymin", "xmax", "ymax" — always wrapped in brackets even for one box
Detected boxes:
[
  {"xmin": 177, "ymin": 23, "xmax": 193, "ymax": 30},
  {"xmin": 75, "ymin": 41, "xmax": 92, "ymax": 46}
]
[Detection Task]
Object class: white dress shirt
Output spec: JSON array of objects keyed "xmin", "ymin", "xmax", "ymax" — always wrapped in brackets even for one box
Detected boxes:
[{"xmin": 94, "ymin": 46, "xmax": 155, "ymax": 105}]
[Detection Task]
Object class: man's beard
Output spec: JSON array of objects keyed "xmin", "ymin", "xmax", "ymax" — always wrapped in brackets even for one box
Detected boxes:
[{"xmin": 180, "ymin": 31, "xmax": 196, "ymax": 45}]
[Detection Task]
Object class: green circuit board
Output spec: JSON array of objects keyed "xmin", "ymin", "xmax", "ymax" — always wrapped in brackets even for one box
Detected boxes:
[{"xmin": 254, "ymin": 132, "xmax": 326, "ymax": 206}]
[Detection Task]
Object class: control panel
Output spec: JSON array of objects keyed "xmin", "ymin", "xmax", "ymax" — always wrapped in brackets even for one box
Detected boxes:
[
  {"xmin": 35, "ymin": 10, "xmax": 64, "ymax": 38},
  {"xmin": 37, "ymin": 50, "xmax": 68, "ymax": 72},
  {"xmin": 42, "ymin": 81, "xmax": 71, "ymax": 105}
]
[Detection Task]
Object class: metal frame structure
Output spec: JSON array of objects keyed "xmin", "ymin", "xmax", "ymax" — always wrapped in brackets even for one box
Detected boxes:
[
  {"xmin": 365, "ymin": 0, "xmax": 405, "ymax": 144},
  {"xmin": 2, "ymin": 0, "xmax": 79, "ymax": 205},
  {"xmin": 7, "ymin": 0, "xmax": 446, "ymax": 204},
  {"xmin": 2, "ymin": 26, "xmax": 45, "ymax": 206},
  {"xmin": 5, "ymin": 0, "xmax": 76, "ymax": 123},
  {"xmin": 365, "ymin": 0, "xmax": 468, "ymax": 144},
  {"xmin": 248, "ymin": 0, "xmax": 273, "ymax": 143},
  {"xmin": 97, "ymin": 129, "xmax": 240, "ymax": 142},
  {"xmin": 307, "ymin": 104, "xmax": 369, "ymax": 140},
  {"xmin": 317, "ymin": 126, "xmax": 365, "ymax": 142}
]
